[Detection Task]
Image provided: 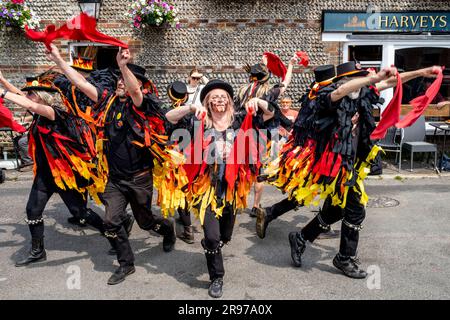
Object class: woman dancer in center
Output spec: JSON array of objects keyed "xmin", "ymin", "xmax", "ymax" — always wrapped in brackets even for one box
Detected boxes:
[{"xmin": 165, "ymin": 79, "xmax": 274, "ymax": 298}]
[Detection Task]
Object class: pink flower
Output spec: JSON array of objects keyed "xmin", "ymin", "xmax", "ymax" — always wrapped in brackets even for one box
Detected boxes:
[{"xmin": 11, "ymin": 0, "xmax": 25, "ymax": 4}]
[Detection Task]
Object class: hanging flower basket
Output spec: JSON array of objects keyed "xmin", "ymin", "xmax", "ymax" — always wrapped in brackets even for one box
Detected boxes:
[
  {"xmin": 128, "ymin": 0, "xmax": 180, "ymax": 30},
  {"xmin": 0, "ymin": 0, "xmax": 39, "ymax": 32}
]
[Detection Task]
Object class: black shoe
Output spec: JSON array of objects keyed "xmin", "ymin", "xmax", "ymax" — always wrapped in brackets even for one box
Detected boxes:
[
  {"xmin": 67, "ymin": 216, "xmax": 87, "ymax": 227},
  {"xmin": 15, "ymin": 238, "xmax": 47, "ymax": 267},
  {"xmin": 288, "ymin": 231, "xmax": 306, "ymax": 267},
  {"xmin": 256, "ymin": 207, "xmax": 272, "ymax": 239},
  {"xmin": 163, "ymin": 221, "xmax": 176, "ymax": 252},
  {"xmin": 249, "ymin": 207, "xmax": 259, "ymax": 218},
  {"xmin": 208, "ymin": 278, "xmax": 223, "ymax": 298},
  {"xmin": 317, "ymin": 228, "xmax": 340, "ymax": 240},
  {"xmin": 178, "ymin": 225, "xmax": 194, "ymax": 244},
  {"xmin": 124, "ymin": 215, "xmax": 135, "ymax": 237},
  {"xmin": 107, "ymin": 265, "xmax": 136, "ymax": 285},
  {"xmin": 332, "ymin": 254, "xmax": 368, "ymax": 279}
]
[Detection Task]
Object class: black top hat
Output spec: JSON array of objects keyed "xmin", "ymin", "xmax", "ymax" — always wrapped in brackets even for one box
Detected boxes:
[
  {"xmin": 200, "ymin": 79, "xmax": 234, "ymax": 104},
  {"xmin": 314, "ymin": 65, "xmax": 336, "ymax": 83},
  {"xmin": 333, "ymin": 61, "xmax": 368, "ymax": 82},
  {"xmin": 126, "ymin": 63, "xmax": 149, "ymax": 84},
  {"xmin": 244, "ymin": 63, "xmax": 270, "ymax": 82},
  {"xmin": 21, "ymin": 71, "xmax": 60, "ymax": 92},
  {"xmin": 71, "ymin": 46, "xmax": 97, "ymax": 72},
  {"xmin": 71, "ymin": 56, "xmax": 95, "ymax": 72},
  {"xmin": 167, "ymin": 81, "xmax": 188, "ymax": 102}
]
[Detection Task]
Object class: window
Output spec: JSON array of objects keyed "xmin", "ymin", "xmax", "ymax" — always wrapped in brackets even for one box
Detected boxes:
[
  {"xmin": 395, "ymin": 47, "xmax": 450, "ymax": 109},
  {"xmin": 348, "ymin": 45, "xmax": 383, "ymax": 70}
]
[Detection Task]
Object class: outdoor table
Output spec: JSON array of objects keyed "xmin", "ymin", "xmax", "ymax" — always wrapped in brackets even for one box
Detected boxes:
[
  {"xmin": 0, "ymin": 127, "xmax": 20, "ymax": 170},
  {"xmin": 429, "ymin": 122, "xmax": 450, "ymax": 169}
]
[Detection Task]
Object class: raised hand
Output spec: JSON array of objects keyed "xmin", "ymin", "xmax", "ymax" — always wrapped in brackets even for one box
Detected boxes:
[
  {"xmin": 421, "ymin": 66, "xmax": 443, "ymax": 78},
  {"xmin": 117, "ymin": 48, "xmax": 132, "ymax": 68},
  {"xmin": 44, "ymin": 43, "xmax": 62, "ymax": 63},
  {"xmin": 289, "ymin": 54, "xmax": 299, "ymax": 66}
]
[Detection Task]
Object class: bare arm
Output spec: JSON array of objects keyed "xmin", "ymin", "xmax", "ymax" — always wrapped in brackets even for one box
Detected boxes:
[
  {"xmin": 376, "ymin": 66, "xmax": 441, "ymax": 92},
  {"xmin": 279, "ymin": 55, "xmax": 299, "ymax": 96},
  {"xmin": 1, "ymin": 89, "xmax": 55, "ymax": 121},
  {"xmin": 117, "ymin": 48, "xmax": 143, "ymax": 107},
  {"xmin": 331, "ymin": 67, "xmax": 397, "ymax": 102},
  {"xmin": 166, "ymin": 104, "xmax": 205, "ymax": 124},
  {"xmin": 45, "ymin": 44, "xmax": 99, "ymax": 102},
  {"xmin": 0, "ymin": 71, "xmax": 25, "ymax": 96}
]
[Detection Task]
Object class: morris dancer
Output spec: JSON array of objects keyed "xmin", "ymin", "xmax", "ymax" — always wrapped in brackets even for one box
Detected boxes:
[
  {"xmin": 166, "ymin": 79, "xmax": 275, "ymax": 298},
  {"xmin": 45, "ymin": 44, "xmax": 177, "ymax": 285},
  {"xmin": 0, "ymin": 71, "xmax": 105, "ymax": 267}
]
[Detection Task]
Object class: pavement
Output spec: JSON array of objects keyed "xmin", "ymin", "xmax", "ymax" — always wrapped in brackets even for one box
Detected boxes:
[{"xmin": 0, "ymin": 169, "xmax": 449, "ymax": 300}]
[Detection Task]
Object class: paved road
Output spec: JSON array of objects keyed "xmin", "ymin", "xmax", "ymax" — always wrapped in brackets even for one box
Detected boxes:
[{"xmin": 0, "ymin": 174, "xmax": 449, "ymax": 300}]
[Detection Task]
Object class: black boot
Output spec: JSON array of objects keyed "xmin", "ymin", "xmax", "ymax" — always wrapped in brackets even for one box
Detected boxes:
[
  {"xmin": 107, "ymin": 265, "xmax": 136, "ymax": 285},
  {"xmin": 202, "ymin": 239, "xmax": 225, "ymax": 293},
  {"xmin": 249, "ymin": 206, "xmax": 260, "ymax": 218},
  {"xmin": 84, "ymin": 208, "xmax": 105, "ymax": 232},
  {"xmin": 208, "ymin": 278, "xmax": 223, "ymax": 298},
  {"xmin": 15, "ymin": 238, "xmax": 47, "ymax": 267},
  {"xmin": 178, "ymin": 225, "xmax": 194, "ymax": 244},
  {"xmin": 154, "ymin": 220, "xmax": 176, "ymax": 252},
  {"xmin": 288, "ymin": 231, "xmax": 306, "ymax": 267},
  {"xmin": 256, "ymin": 207, "xmax": 273, "ymax": 239},
  {"xmin": 332, "ymin": 253, "xmax": 367, "ymax": 279},
  {"xmin": 67, "ymin": 216, "xmax": 87, "ymax": 227}
]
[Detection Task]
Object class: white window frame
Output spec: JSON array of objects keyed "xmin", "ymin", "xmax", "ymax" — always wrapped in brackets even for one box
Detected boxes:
[{"xmin": 323, "ymin": 33, "xmax": 450, "ymax": 112}]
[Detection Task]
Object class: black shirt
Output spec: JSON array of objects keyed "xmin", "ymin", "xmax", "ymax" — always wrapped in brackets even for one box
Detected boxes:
[{"xmin": 104, "ymin": 97, "xmax": 153, "ymax": 178}]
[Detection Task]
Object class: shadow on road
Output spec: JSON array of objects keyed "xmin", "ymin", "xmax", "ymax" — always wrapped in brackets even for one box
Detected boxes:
[
  {"xmin": 239, "ymin": 206, "xmax": 340, "ymax": 275},
  {"xmin": 0, "ymin": 202, "xmax": 211, "ymax": 289}
]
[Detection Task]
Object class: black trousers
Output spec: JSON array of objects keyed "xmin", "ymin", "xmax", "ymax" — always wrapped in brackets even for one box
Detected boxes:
[
  {"xmin": 178, "ymin": 200, "xmax": 191, "ymax": 226},
  {"xmin": 25, "ymin": 170, "xmax": 104, "ymax": 240},
  {"xmin": 269, "ymin": 197, "xmax": 300, "ymax": 219},
  {"xmin": 202, "ymin": 204, "xmax": 236, "ymax": 281},
  {"xmin": 100, "ymin": 170, "xmax": 172, "ymax": 268},
  {"xmin": 301, "ymin": 188, "xmax": 366, "ymax": 257}
]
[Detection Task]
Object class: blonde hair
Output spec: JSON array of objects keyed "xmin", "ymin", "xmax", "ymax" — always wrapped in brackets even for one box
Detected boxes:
[
  {"xmin": 238, "ymin": 81, "xmax": 270, "ymax": 105},
  {"xmin": 33, "ymin": 90, "xmax": 66, "ymax": 111},
  {"xmin": 202, "ymin": 90, "xmax": 234, "ymax": 129}
]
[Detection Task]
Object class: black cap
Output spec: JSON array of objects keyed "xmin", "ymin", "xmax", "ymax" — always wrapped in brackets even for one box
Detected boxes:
[
  {"xmin": 167, "ymin": 81, "xmax": 188, "ymax": 101},
  {"xmin": 200, "ymin": 79, "xmax": 234, "ymax": 103},
  {"xmin": 313, "ymin": 65, "xmax": 336, "ymax": 83},
  {"xmin": 333, "ymin": 61, "xmax": 368, "ymax": 82}
]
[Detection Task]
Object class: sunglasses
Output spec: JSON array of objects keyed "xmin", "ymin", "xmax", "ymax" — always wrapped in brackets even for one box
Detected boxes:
[{"xmin": 191, "ymin": 77, "xmax": 201, "ymax": 80}]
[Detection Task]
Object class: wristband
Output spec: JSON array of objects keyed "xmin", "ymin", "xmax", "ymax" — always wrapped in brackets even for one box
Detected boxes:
[{"xmin": 0, "ymin": 90, "xmax": 8, "ymax": 99}]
